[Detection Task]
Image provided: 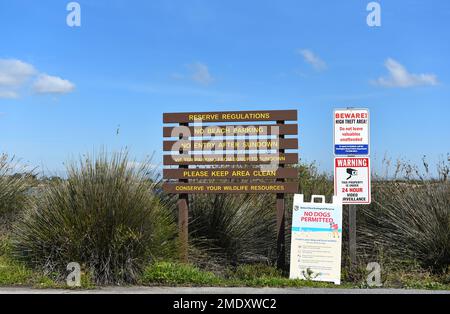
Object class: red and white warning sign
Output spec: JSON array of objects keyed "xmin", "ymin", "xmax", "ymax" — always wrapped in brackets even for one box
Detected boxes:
[{"xmin": 334, "ymin": 157, "xmax": 371, "ymax": 204}]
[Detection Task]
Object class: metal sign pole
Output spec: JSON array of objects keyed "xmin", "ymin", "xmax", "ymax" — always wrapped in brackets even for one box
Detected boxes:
[{"xmin": 348, "ymin": 204, "xmax": 357, "ymax": 268}]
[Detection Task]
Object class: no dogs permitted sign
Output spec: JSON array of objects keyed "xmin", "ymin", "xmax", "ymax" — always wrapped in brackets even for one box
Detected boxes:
[{"xmin": 334, "ymin": 157, "xmax": 371, "ymax": 204}]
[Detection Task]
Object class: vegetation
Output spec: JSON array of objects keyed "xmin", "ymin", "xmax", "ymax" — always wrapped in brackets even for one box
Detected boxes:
[
  {"xmin": 141, "ymin": 261, "xmax": 450, "ymax": 290},
  {"xmin": 12, "ymin": 151, "xmax": 176, "ymax": 285},
  {"xmin": 0, "ymin": 154, "xmax": 34, "ymax": 234},
  {"xmin": 296, "ymin": 161, "xmax": 334, "ymax": 202},
  {"xmin": 142, "ymin": 262, "xmax": 340, "ymax": 288},
  {"xmin": 188, "ymin": 193, "xmax": 276, "ymax": 267},
  {"xmin": 360, "ymin": 180, "xmax": 450, "ymax": 273},
  {"xmin": 0, "ymin": 235, "xmax": 58, "ymax": 287},
  {"xmin": 0, "ymin": 149, "xmax": 448, "ymax": 290},
  {"xmin": 142, "ymin": 261, "xmax": 222, "ymax": 286}
]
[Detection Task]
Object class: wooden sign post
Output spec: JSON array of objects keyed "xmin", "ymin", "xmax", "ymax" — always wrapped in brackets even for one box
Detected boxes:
[{"xmin": 163, "ymin": 110, "xmax": 299, "ymax": 268}]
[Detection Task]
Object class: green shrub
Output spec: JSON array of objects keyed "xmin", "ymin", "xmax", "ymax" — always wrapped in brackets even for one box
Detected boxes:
[
  {"xmin": 0, "ymin": 154, "xmax": 34, "ymax": 232},
  {"xmin": 359, "ymin": 181, "xmax": 450, "ymax": 273},
  {"xmin": 383, "ymin": 265, "xmax": 449, "ymax": 290},
  {"xmin": 296, "ymin": 162, "xmax": 334, "ymax": 202},
  {"xmin": 0, "ymin": 236, "xmax": 58, "ymax": 287},
  {"xmin": 13, "ymin": 151, "xmax": 176, "ymax": 285},
  {"xmin": 142, "ymin": 261, "xmax": 221, "ymax": 286},
  {"xmin": 230, "ymin": 264, "xmax": 282, "ymax": 281},
  {"xmin": 189, "ymin": 193, "xmax": 276, "ymax": 266}
]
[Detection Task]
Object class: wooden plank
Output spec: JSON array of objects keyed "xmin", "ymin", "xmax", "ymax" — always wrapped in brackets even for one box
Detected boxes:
[
  {"xmin": 163, "ymin": 110, "xmax": 297, "ymax": 123},
  {"xmin": 163, "ymin": 138, "xmax": 298, "ymax": 152},
  {"xmin": 162, "ymin": 182, "xmax": 299, "ymax": 194},
  {"xmin": 163, "ymin": 124, "xmax": 298, "ymax": 137},
  {"xmin": 163, "ymin": 167, "xmax": 298, "ymax": 179},
  {"xmin": 163, "ymin": 153, "xmax": 299, "ymax": 165}
]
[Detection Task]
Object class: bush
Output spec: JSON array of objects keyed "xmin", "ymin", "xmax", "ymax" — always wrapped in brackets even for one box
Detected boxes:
[
  {"xmin": 189, "ymin": 193, "xmax": 276, "ymax": 267},
  {"xmin": 296, "ymin": 162, "xmax": 334, "ymax": 202},
  {"xmin": 359, "ymin": 180, "xmax": 450, "ymax": 273},
  {"xmin": 230, "ymin": 263, "xmax": 282, "ymax": 281},
  {"xmin": 0, "ymin": 154, "xmax": 34, "ymax": 233},
  {"xmin": 13, "ymin": 151, "xmax": 176, "ymax": 285},
  {"xmin": 142, "ymin": 262, "xmax": 222, "ymax": 286},
  {"xmin": 0, "ymin": 236, "xmax": 57, "ymax": 287}
]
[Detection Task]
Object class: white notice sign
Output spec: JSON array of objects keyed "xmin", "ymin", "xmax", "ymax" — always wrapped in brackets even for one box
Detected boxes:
[
  {"xmin": 334, "ymin": 108, "xmax": 370, "ymax": 156},
  {"xmin": 334, "ymin": 157, "xmax": 371, "ymax": 204},
  {"xmin": 289, "ymin": 194, "xmax": 343, "ymax": 285}
]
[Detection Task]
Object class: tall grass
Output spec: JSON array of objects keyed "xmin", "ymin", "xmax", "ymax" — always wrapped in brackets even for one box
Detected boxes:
[
  {"xmin": 359, "ymin": 180, "xmax": 450, "ymax": 273},
  {"xmin": 0, "ymin": 154, "xmax": 34, "ymax": 234},
  {"xmin": 359, "ymin": 157, "xmax": 450, "ymax": 273},
  {"xmin": 13, "ymin": 151, "xmax": 176, "ymax": 284},
  {"xmin": 189, "ymin": 193, "xmax": 277, "ymax": 267},
  {"xmin": 296, "ymin": 162, "xmax": 334, "ymax": 202}
]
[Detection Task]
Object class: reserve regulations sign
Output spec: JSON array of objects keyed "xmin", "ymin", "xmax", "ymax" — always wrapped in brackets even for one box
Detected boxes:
[
  {"xmin": 163, "ymin": 109, "xmax": 299, "ymax": 267},
  {"xmin": 290, "ymin": 194, "xmax": 343, "ymax": 285},
  {"xmin": 334, "ymin": 108, "xmax": 370, "ymax": 156},
  {"xmin": 334, "ymin": 157, "xmax": 371, "ymax": 204}
]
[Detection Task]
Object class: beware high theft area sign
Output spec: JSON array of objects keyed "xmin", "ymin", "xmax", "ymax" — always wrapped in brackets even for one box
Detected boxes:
[
  {"xmin": 334, "ymin": 157, "xmax": 371, "ymax": 204},
  {"xmin": 334, "ymin": 108, "xmax": 369, "ymax": 156}
]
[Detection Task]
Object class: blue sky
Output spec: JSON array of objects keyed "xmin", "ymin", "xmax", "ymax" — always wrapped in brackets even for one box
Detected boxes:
[{"xmin": 0, "ymin": 0, "xmax": 449, "ymax": 176}]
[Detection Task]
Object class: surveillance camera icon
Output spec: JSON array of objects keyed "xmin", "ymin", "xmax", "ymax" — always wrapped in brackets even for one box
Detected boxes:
[{"xmin": 346, "ymin": 168, "xmax": 358, "ymax": 180}]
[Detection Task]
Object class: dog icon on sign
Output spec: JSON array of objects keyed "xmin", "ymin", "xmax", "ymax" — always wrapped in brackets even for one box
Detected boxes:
[{"xmin": 330, "ymin": 222, "xmax": 339, "ymax": 238}]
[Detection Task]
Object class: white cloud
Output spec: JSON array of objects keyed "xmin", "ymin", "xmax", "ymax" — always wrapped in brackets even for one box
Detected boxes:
[
  {"xmin": 374, "ymin": 58, "xmax": 438, "ymax": 88},
  {"xmin": 188, "ymin": 62, "xmax": 214, "ymax": 85},
  {"xmin": 0, "ymin": 58, "xmax": 75, "ymax": 98},
  {"xmin": 298, "ymin": 49, "xmax": 327, "ymax": 71},
  {"xmin": 33, "ymin": 74, "xmax": 75, "ymax": 94},
  {"xmin": 0, "ymin": 90, "xmax": 19, "ymax": 99},
  {"xmin": 0, "ymin": 59, "xmax": 36, "ymax": 87}
]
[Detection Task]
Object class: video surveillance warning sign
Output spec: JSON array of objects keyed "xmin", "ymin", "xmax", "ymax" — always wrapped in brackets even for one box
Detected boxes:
[
  {"xmin": 334, "ymin": 157, "xmax": 371, "ymax": 204},
  {"xmin": 334, "ymin": 109, "xmax": 370, "ymax": 156}
]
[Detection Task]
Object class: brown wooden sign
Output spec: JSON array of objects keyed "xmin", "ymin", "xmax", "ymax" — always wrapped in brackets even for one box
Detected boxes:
[
  {"xmin": 163, "ymin": 138, "xmax": 298, "ymax": 152},
  {"xmin": 163, "ymin": 124, "xmax": 298, "ymax": 137},
  {"xmin": 163, "ymin": 167, "xmax": 298, "ymax": 179},
  {"xmin": 163, "ymin": 182, "xmax": 298, "ymax": 194},
  {"xmin": 162, "ymin": 109, "xmax": 298, "ymax": 267},
  {"xmin": 163, "ymin": 153, "xmax": 299, "ymax": 165},
  {"xmin": 163, "ymin": 110, "xmax": 297, "ymax": 123}
]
